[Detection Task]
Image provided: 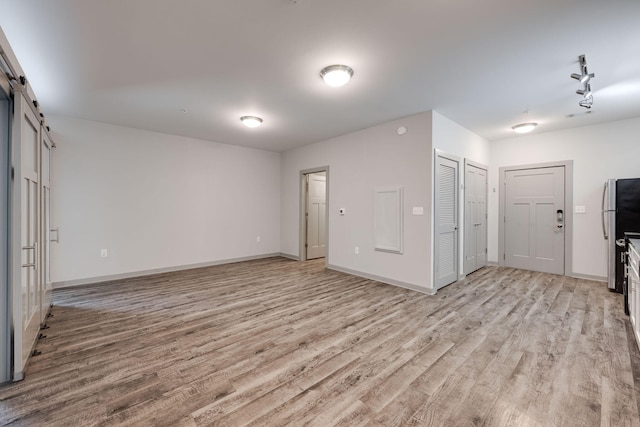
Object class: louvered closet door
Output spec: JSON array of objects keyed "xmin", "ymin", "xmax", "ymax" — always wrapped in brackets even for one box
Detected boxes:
[{"xmin": 435, "ymin": 153, "xmax": 459, "ymax": 289}]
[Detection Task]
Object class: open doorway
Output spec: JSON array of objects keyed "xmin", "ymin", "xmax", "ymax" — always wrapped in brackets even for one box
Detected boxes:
[{"xmin": 300, "ymin": 167, "xmax": 328, "ymax": 261}]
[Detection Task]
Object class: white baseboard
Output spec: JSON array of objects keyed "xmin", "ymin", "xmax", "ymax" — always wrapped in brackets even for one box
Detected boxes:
[
  {"xmin": 569, "ymin": 272, "xmax": 607, "ymax": 283},
  {"xmin": 279, "ymin": 253, "xmax": 299, "ymax": 261},
  {"xmin": 326, "ymin": 264, "xmax": 436, "ymax": 295},
  {"xmin": 53, "ymin": 253, "xmax": 283, "ymax": 289}
]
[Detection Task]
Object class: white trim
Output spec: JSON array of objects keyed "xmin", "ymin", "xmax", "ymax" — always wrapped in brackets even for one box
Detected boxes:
[
  {"xmin": 279, "ymin": 252, "xmax": 299, "ymax": 261},
  {"xmin": 327, "ymin": 264, "xmax": 436, "ymax": 295},
  {"xmin": 53, "ymin": 253, "xmax": 282, "ymax": 288},
  {"xmin": 570, "ymin": 273, "xmax": 606, "ymax": 283}
]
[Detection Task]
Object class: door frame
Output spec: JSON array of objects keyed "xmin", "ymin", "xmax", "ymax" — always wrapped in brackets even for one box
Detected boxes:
[
  {"xmin": 463, "ymin": 159, "xmax": 488, "ymax": 275},
  {"xmin": 299, "ymin": 166, "xmax": 329, "ymax": 263},
  {"xmin": 498, "ymin": 160, "xmax": 573, "ymax": 276}
]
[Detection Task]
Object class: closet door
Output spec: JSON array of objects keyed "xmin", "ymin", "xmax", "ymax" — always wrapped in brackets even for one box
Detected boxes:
[
  {"xmin": 11, "ymin": 91, "xmax": 41, "ymax": 380},
  {"xmin": 434, "ymin": 151, "xmax": 460, "ymax": 289},
  {"xmin": 464, "ymin": 161, "xmax": 488, "ymax": 275}
]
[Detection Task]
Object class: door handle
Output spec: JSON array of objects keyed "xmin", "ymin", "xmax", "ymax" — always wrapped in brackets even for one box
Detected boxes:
[
  {"xmin": 557, "ymin": 224, "xmax": 564, "ymax": 228},
  {"xmin": 22, "ymin": 243, "xmax": 37, "ymax": 269},
  {"xmin": 50, "ymin": 227, "xmax": 59, "ymax": 243}
]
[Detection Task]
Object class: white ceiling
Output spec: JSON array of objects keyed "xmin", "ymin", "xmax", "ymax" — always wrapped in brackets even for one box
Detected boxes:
[{"xmin": 1, "ymin": 0, "xmax": 639, "ymax": 152}]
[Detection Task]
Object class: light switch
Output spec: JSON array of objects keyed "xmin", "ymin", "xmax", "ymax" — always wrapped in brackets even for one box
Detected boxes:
[
  {"xmin": 575, "ymin": 206, "xmax": 586, "ymax": 214},
  {"xmin": 412, "ymin": 206, "xmax": 424, "ymax": 215}
]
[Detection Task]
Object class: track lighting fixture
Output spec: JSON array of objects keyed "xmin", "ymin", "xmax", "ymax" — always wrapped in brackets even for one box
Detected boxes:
[{"xmin": 571, "ymin": 55, "xmax": 595, "ymax": 109}]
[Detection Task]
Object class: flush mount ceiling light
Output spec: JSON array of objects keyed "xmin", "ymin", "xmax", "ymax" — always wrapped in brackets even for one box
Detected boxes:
[
  {"xmin": 240, "ymin": 116, "xmax": 263, "ymax": 128},
  {"xmin": 571, "ymin": 55, "xmax": 595, "ymax": 109},
  {"xmin": 511, "ymin": 123, "xmax": 538, "ymax": 134},
  {"xmin": 320, "ymin": 64, "xmax": 354, "ymax": 87}
]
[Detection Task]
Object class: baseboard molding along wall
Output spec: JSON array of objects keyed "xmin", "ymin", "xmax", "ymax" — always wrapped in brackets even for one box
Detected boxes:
[
  {"xmin": 326, "ymin": 264, "xmax": 436, "ymax": 296},
  {"xmin": 53, "ymin": 253, "xmax": 284, "ymax": 289}
]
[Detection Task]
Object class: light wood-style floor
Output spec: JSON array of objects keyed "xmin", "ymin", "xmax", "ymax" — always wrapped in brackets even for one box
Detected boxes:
[{"xmin": 1, "ymin": 258, "xmax": 639, "ymax": 426}]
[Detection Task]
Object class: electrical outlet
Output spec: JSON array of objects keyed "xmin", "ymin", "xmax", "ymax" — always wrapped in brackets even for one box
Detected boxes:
[
  {"xmin": 575, "ymin": 206, "xmax": 586, "ymax": 214},
  {"xmin": 355, "ymin": 246, "xmax": 359, "ymax": 255},
  {"xmin": 256, "ymin": 236, "xmax": 261, "ymax": 243},
  {"xmin": 100, "ymin": 249, "xmax": 108, "ymax": 257}
]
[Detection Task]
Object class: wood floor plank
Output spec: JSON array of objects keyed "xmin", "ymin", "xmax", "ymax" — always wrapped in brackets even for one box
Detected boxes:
[{"xmin": 0, "ymin": 259, "xmax": 638, "ymax": 426}]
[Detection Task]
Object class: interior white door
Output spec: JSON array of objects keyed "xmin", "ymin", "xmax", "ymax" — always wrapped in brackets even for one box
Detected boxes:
[
  {"xmin": 40, "ymin": 129, "xmax": 52, "ymax": 323},
  {"xmin": 306, "ymin": 172, "xmax": 326, "ymax": 260},
  {"xmin": 504, "ymin": 166, "xmax": 565, "ymax": 274},
  {"xmin": 12, "ymin": 92, "xmax": 41, "ymax": 379},
  {"xmin": 435, "ymin": 153, "xmax": 459, "ymax": 289},
  {"xmin": 0, "ymin": 78, "xmax": 11, "ymax": 383},
  {"xmin": 464, "ymin": 163, "xmax": 487, "ymax": 275}
]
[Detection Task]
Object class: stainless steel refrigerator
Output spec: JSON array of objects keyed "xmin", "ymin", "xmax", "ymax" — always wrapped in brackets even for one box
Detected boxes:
[{"xmin": 602, "ymin": 178, "xmax": 640, "ymax": 297}]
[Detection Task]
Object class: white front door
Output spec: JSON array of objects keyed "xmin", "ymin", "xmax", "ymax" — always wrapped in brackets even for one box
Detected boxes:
[
  {"xmin": 434, "ymin": 152, "xmax": 459, "ymax": 289},
  {"xmin": 504, "ymin": 166, "xmax": 565, "ymax": 275},
  {"xmin": 464, "ymin": 163, "xmax": 487, "ymax": 275},
  {"xmin": 306, "ymin": 172, "xmax": 326, "ymax": 260}
]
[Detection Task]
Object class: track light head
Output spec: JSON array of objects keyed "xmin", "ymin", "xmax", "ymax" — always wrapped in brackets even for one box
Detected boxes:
[
  {"xmin": 570, "ymin": 73, "xmax": 593, "ymax": 84},
  {"xmin": 579, "ymin": 97, "xmax": 593, "ymax": 109},
  {"xmin": 576, "ymin": 89, "xmax": 592, "ymax": 98}
]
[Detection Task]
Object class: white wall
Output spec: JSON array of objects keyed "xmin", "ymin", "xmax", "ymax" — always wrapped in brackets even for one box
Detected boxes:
[
  {"xmin": 489, "ymin": 117, "xmax": 640, "ymax": 279},
  {"xmin": 432, "ymin": 111, "xmax": 490, "ymax": 166},
  {"xmin": 49, "ymin": 115, "xmax": 281, "ymax": 285},
  {"xmin": 281, "ymin": 112, "xmax": 434, "ymax": 292},
  {"xmin": 432, "ymin": 111, "xmax": 490, "ymax": 279}
]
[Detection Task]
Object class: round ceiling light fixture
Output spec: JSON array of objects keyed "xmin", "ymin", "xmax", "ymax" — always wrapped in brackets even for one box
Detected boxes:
[
  {"xmin": 511, "ymin": 122, "xmax": 537, "ymax": 134},
  {"xmin": 240, "ymin": 116, "xmax": 263, "ymax": 128},
  {"xmin": 320, "ymin": 64, "xmax": 354, "ymax": 87}
]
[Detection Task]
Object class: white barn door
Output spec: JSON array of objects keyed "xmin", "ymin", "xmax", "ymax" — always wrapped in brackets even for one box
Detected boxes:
[
  {"xmin": 39, "ymin": 129, "xmax": 53, "ymax": 323},
  {"xmin": 11, "ymin": 91, "xmax": 42, "ymax": 380}
]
